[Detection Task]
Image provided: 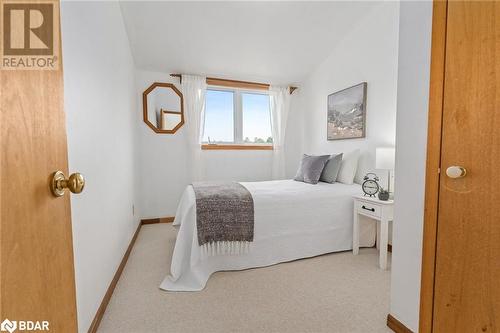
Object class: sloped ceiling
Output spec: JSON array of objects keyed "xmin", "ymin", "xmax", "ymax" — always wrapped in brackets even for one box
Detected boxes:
[{"xmin": 120, "ymin": 1, "xmax": 380, "ymax": 85}]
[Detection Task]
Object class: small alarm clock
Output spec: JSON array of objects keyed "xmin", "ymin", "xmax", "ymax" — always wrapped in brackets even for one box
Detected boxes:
[{"xmin": 362, "ymin": 173, "xmax": 380, "ymax": 197}]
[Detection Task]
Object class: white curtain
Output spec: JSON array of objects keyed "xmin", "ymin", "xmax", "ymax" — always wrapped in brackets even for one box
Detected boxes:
[
  {"xmin": 269, "ymin": 86, "xmax": 291, "ymax": 179},
  {"xmin": 181, "ymin": 75, "xmax": 207, "ymax": 182}
]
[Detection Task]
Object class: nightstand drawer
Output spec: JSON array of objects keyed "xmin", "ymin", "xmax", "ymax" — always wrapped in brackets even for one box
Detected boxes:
[{"xmin": 356, "ymin": 201, "xmax": 381, "ymax": 218}]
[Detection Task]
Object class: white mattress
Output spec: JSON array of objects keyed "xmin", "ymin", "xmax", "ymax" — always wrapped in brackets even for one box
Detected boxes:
[{"xmin": 160, "ymin": 179, "xmax": 375, "ymax": 291}]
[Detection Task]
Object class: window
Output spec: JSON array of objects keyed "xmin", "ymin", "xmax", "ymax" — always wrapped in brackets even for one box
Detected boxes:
[
  {"xmin": 242, "ymin": 93, "xmax": 273, "ymax": 144},
  {"xmin": 203, "ymin": 88, "xmax": 273, "ymax": 149},
  {"xmin": 202, "ymin": 90, "xmax": 234, "ymax": 143}
]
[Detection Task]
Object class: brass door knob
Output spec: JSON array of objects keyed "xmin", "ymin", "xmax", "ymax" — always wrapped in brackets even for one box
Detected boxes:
[
  {"xmin": 51, "ymin": 171, "xmax": 85, "ymax": 197},
  {"xmin": 446, "ymin": 166, "xmax": 467, "ymax": 179}
]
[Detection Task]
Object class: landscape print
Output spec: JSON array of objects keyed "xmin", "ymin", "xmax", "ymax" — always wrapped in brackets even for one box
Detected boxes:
[{"xmin": 327, "ymin": 82, "xmax": 367, "ymax": 140}]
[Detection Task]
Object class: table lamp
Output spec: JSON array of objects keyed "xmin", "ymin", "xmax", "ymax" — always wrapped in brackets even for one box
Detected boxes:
[{"xmin": 376, "ymin": 147, "xmax": 395, "ymax": 194}]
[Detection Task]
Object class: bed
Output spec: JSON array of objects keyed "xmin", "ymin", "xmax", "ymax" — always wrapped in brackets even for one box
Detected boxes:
[{"xmin": 160, "ymin": 179, "xmax": 375, "ymax": 291}]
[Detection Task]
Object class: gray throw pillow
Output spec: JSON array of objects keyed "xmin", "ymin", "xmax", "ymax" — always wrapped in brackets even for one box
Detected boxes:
[
  {"xmin": 294, "ymin": 154, "xmax": 331, "ymax": 184},
  {"xmin": 319, "ymin": 153, "xmax": 343, "ymax": 183}
]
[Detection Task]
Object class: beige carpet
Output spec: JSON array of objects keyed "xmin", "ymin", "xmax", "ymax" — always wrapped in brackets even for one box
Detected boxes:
[{"xmin": 98, "ymin": 224, "xmax": 392, "ymax": 333}]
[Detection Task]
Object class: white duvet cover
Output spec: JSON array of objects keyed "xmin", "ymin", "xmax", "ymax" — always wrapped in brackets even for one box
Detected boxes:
[{"xmin": 160, "ymin": 179, "xmax": 375, "ymax": 291}]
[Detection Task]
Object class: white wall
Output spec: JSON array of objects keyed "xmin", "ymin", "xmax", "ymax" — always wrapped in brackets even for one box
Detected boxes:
[
  {"xmin": 134, "ymin": 69, "xmax": 304, "ymax": 219},
  {"xmin": 61, "ymin": 2, "xmax": 137, "ymax": 332},
  {"xmin": 298, "ymin": 2, "xmax": 400, "ymax": 186},
  {"xmin": 390, "ymin": 2, "xmax": 433, "ymax": 331}
]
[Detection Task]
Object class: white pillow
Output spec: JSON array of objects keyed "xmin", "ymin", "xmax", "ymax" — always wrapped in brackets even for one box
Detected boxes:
[{"xmin": 336, "ymin": 149, "xmax": 360, "ymax": 184}]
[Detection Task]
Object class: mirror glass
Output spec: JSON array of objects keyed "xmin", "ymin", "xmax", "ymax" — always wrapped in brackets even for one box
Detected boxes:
[{"xmin": 143, "ymin": 83, "xmax": 184, "ymax": 133}]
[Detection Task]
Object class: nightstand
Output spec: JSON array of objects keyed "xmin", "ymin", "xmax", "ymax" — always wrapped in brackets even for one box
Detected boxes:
[{"xmin": 352, "ymin": 194, "xmax": 394, "ymax": 270}]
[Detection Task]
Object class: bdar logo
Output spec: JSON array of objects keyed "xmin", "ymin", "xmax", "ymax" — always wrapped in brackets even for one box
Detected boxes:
[
  {"xmin": 0, "ymin": 319, "xmax": 49, "ymax": 332},
  {"xmin": 1, "ymin": 0, "xmax": 59, "ymax": 70},
  {"xmin": 0, "ymin": 319, "xmax": 17, "ymax": 333}
]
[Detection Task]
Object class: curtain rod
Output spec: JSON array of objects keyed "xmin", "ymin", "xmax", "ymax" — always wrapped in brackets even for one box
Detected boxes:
[{"xmin": 170, "ymin": 74, "xmax": 297, "ymax": 94}]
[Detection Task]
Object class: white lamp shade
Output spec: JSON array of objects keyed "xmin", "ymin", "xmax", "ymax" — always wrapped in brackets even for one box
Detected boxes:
[{"xmin": 376, "ymin": 147, "xmax": 395, "ymax": 170}]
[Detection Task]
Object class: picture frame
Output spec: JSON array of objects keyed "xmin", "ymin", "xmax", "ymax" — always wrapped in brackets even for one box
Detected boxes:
[{"xmin": 327, "ymin": 82, "xmax": 367, "ymax": 140}]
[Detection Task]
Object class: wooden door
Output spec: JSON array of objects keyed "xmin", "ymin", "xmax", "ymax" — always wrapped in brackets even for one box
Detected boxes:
[
  {"xmin": 432, "ymin": 1, "xmax": 500, "ymax": 332},
  {"xmin": 0, "ymin": 1, "xmax": 78, "ymax": 332}
]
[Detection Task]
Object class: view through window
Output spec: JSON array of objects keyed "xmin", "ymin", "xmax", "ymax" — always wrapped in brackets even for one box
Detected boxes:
[
  {"xmin": 242, "ymin": 93, "xmax": 272, "ymax": 144},
  {"xmin": 203, "ymin": 88, "xmax": 272, "ymax": 144},
  {"xmin": 203, "ymin": 90, "xmax": 234, "ymax": 143}
]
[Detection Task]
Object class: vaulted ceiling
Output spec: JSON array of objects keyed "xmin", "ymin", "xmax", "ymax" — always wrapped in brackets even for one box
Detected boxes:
[{"xmin": 120, "ymin": 1, "xmax": 380, "ymax": 85}]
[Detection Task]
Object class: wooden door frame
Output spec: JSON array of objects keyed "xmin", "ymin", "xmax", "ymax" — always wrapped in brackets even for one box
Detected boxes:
[{"xmin": 419, "ymin": 1, "xmax": 448, "ymax": 332}]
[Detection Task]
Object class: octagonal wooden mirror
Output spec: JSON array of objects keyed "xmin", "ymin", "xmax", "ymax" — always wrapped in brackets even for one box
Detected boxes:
[{"xmin": 143, "ymin": 82, "xmax": 184, "ymax": 134}]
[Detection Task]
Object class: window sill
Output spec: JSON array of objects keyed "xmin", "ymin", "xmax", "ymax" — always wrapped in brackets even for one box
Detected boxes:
[{"xmin": 201, "ymin": 144, "xmax": 273, "ymax": 151}]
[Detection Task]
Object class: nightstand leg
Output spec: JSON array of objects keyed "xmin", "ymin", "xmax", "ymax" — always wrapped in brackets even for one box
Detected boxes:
[
  {"xmin": 379, "ymin": 218, "xmax": 389, "ymax": 270},
  {"xmin": 353, "ymin": 210, "xmax": 359, "ymax": 255},
  {"xmin": 376, "ymin": 223, "xmax": 380, "ymax": 250}
]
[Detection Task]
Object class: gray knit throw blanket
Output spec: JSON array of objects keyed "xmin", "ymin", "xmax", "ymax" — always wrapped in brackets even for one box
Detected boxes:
[{"xmin": 192, "ymin": 181, "xmax": 254, "ymax": 256}]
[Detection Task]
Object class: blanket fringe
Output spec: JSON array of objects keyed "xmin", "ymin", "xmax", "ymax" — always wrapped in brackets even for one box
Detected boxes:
[{"xmin": 201, "ymin": 241, "xmax": 250, "ymax": 258}]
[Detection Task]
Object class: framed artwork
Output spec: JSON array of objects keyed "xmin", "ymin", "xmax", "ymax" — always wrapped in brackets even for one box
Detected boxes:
[{"xmin": 327, "ymin": 82, "xmax": 367, "ymax": 140}]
